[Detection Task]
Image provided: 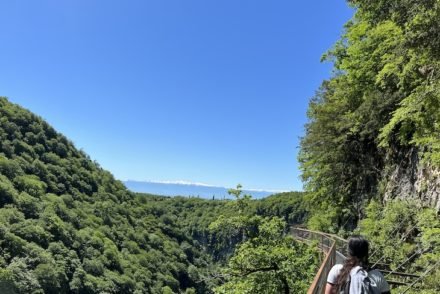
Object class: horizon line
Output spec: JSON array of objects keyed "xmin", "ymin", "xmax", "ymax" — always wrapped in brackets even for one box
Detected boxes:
[{"xmin": 124, "ymin": 179, "xmax": 293, "ymax": 194}]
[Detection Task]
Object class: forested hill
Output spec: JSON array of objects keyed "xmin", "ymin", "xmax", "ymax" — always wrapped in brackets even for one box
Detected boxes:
[
  {"xmin": 299, "ymin": 0, "xmax": 440, "ymax": 230},
  {"xmin": 0, "ymin": 97, "xmax": 312, "ymax": 293},
  {"xmin": 0, "ymin": 97, "xmax": 218, "ymax": 293}
]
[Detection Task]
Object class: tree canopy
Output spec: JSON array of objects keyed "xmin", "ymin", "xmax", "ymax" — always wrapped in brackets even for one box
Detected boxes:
[{"xmin": 299, "ymin": 0, "xmax": 440, "ymax": 231}]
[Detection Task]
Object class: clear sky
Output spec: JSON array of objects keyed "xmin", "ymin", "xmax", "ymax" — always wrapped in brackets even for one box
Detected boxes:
[{"xmin": 0, "ymin": 0, "xmax": 353, "ymax": 191}]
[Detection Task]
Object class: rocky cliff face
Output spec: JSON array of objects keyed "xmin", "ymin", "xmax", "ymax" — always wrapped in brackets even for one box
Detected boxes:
[{"xmin": 384, "ymin": 148, "xmax": 440, "ymax": 212}]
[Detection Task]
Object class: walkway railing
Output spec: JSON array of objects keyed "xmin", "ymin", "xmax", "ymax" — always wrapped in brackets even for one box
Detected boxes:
[
  {"xmin": 291, "ymin": 228, "xmax": 339, "ymax": 294},
  {"xmin": 291, "ymin": 227, "xmax": 422, "ymax": 293}
]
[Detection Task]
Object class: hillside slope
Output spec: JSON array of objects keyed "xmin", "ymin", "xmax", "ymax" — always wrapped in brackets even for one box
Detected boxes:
[
  {"xmin": 0, "ymin": 98, "xmax": 312, "ymax": 293},
  {"xmin": 0, "ymin": 97, "xmax": 214, "ymax": 293}
]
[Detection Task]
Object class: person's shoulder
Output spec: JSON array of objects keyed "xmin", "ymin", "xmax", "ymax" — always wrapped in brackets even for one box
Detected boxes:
[
  {"xmin": 327, "ymin": 264, "xmax": 344, "ymax": 285},
  {"xmin": 331, "ymin": 264, "xmax": 344, "ymax": 271},
  {"xmin": 329, "ymin": 264, "xmax": 343, "ymax": 276}
]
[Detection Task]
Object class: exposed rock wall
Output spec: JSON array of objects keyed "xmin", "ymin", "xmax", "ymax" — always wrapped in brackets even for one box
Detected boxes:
[{"xmin": 383, "ymin": 148, "xmax": 440, "ymax": 211}]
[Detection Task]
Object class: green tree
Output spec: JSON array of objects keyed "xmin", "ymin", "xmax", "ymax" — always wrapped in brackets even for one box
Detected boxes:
[
  {"xmin": 215, "ymin": 217, "xmax": 318, "ymax": 294},
  {"xmin": 210, "ymin": 186, "xmax": 319, "ymax": 293}
]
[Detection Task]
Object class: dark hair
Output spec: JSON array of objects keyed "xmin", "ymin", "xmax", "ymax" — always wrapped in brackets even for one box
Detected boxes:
[{"xmin": 336, "ymin": 236, "xmax": 369, "ymax": 287}]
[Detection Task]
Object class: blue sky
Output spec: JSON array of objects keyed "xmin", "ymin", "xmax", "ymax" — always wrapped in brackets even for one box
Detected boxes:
[{"xmin": 0, "ymin": 0, "xmax": 353, "ymax": 191}]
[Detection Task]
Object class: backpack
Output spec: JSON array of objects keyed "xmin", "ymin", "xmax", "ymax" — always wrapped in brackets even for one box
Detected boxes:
[{"xmin": 340, "ymin": 267, "xmax": 376, "ymax": 294}]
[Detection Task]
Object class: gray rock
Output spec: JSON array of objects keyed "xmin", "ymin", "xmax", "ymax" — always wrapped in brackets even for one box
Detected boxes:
[{"xmin": 383, "ymin": 148, "xmax": 440, "ymax": 211}]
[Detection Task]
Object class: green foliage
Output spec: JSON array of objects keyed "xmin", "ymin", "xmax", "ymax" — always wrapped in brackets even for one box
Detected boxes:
[
  {"xmin": 0, "ymin": 268, "xmax": 18, "ymax": 294},
  {"xmin": 299, "ymin": 2, "xmax": 440, "ymax": 292},
  {"xmin": 14, "ymin": 175, "xmax": 47, "ymax": 197},
  {"xmin": 254, "ymin": 192, "xmax": 308, "ymax": 224},
  {"xmin": 0, "ymin": 175, "xmax": 18, "ymax": 206},
  {"xmin": 359, "ymin": 200, "xmax": 417, "ymax": 266},
  {"xmin": 215, "ymin": 217, "xmax": 319, "ymax": 294},
  {"xmin": 0, "ymin": 98, "xmax": 310, "ymax": 293},
  {"xmin": 0, "ymin": 97, "xmax": 218, "ymax": 293},
  {"xmin": 227, "ymin": 184, "xmax": 252, "ymax": 213},
  {"xmin": 359, "ymin": 200, "xmax": 440, "ymax": 291},
  {"xmin": 300, "ymin": 0, "xmax": 440, "ymax": 230},
  {"xmin": 210, "ymin": 186, "xmax": 319, "ymax": 293},
  {"xmin": 0, "ymin": 156, "xmax": 23, "ymax": 179}
]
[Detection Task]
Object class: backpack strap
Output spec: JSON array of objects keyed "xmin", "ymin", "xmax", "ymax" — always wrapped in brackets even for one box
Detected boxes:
[{"xmin": 349, "ymin": 266, "xmax": 376, "ymax": 294}]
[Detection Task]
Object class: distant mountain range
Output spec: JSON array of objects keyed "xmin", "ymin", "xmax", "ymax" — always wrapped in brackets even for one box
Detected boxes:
[{"xmin": 124, "ymin": 180, "xmax": 286, "ymax": 199}]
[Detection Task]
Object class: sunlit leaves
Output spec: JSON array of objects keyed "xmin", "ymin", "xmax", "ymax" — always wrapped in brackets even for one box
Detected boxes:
[{"xmin": 300, "ymin": 0, "xmax": 440, "ymax": 232}]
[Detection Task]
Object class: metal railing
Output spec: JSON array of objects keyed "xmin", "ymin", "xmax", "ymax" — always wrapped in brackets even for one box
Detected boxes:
[
  {"xmin": 291, "ymin": 227, "xmax": 423, "ymax": 293},
  {"xmin": 291, "ymin": 228, "xmax": 339, "ymax": 294}
]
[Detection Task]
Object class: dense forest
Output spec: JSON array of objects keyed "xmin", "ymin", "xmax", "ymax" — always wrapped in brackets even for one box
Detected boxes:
[
  {"xmin": 299, "ymin": 0, "xmax": 440, "ymax": 292},
  {"xmin": 0, "ymin": 97, "xmax": 318, "ymax": 293}
]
